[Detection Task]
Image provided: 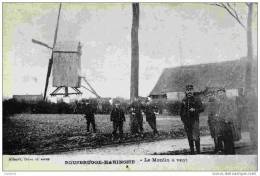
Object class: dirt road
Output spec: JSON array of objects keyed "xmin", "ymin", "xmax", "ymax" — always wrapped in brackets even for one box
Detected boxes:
[{"xmin": 62, "ymin": 132, "xmax": 252, "ymax": 155}]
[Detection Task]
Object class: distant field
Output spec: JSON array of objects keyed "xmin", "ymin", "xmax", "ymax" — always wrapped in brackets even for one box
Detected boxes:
[{"xmin": 3, "ymin": 114, "xmax": 210, "ymax": 154}]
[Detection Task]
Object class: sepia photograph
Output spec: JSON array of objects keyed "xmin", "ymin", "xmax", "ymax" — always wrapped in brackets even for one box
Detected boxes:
[{"xmin": 2, "ymin": 1, "xmax": 258, "ymax": 172}]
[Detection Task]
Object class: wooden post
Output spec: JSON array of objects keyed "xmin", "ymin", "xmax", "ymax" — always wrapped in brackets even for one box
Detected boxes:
[
  {"xmin": 245, "ymin": 3, "xmax": 257, "ymax": 146},
  {"xmin": 245, "ymin": 3, "xmax": 253, "ymax": 96},
  {"xmin": 65, "ymin": 87, "xmax": 69, "ymax": 97},
  {"xmin": 130, "ymin": 3, "xmax": 139, "ymax": 102},
  {"xmin": 130, "ymin": 3, "xmax": 140, "ymax": 133}
]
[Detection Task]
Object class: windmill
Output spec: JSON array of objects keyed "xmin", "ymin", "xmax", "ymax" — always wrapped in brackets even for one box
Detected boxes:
[{"xmin": 32, "ymin": 3, "xmax": 100, "ymax": 100}]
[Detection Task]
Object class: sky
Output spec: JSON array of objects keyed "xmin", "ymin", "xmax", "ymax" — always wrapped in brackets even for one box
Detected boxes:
[{"xmin": 3, "ymin": 3, "xmax": 258, "ymax": 101}]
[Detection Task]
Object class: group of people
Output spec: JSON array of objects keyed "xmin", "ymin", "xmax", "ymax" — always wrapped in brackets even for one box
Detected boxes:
[
  {"xmin": 81, "ymin": 99, "xmax": 159, "ymax": 141},
  {"xmin": 80, "ymin": 84, "xmax": 243, "ymax": 155},
  {"xmin": 180, "ymin": 84, "xmax": 244, "ymax": 155}
]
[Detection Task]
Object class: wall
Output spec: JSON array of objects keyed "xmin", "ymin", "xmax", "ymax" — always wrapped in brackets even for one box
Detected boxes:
[
  {"xmin": 226, "ymin": 89, "xmax": 238, "ymax": 98},
  {"xmin": 166, "ymin": 92, "xmax": 185, "ymax": 101},
  {"xmin": 13, "ymin": 95, "xmax": 43, "ymax": 102}
]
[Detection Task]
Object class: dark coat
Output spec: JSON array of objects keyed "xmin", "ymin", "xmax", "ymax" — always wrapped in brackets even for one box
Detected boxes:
[
  {"xmin": 134, "ymin": 108, "xmax": 143, "ymax": 121},
  {"xmin": 180, "ymin": 96, "xmax": 204, "ymax": 126},
  {"xmin": 129, "ymin": 104, "xmax": 143, "ymax": 121},
  {"xmin": 180, "ymin": 95, "xmax": 203, "ymax": 141},
  {"xmin": 144, "ymin": 105, "xmax": 156, "ymax": 121},
  {"xmin": 83, "ymin": 104, "xmax": 95, "ymax": 120},
  {"xmin": 110, "ymin": 108, "xmax": 125, "ymax": 122}
]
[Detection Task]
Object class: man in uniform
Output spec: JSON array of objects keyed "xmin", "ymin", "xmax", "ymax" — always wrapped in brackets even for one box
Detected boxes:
[
  {"xmin": 110, "ymin": 102, "xmax": 125, "ymax": 140},
  {"xmin": 83, "ymin": 100, "xmax": 96, "ymax": 133},
  {"xmin": 180, "ymin": 85, "xmax": 204, "ymax": 154},
  {"xmin": 143, "ymin": 100, "xmax": 159, "ymax": 135}
]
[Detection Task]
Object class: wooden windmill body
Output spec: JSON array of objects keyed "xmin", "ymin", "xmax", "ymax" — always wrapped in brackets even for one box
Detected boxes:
[
  {"xmin": 53, "ymin": 41, "xmax": 81, "ymax": 88},
  {"xmin": 50, "ymin": 41, "xmax": 82, "ymax": 96}
]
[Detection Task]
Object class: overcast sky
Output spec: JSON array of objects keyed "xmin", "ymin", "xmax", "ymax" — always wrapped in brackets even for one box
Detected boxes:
[{"xmin": 3, "ymin": 3, "xmax": 257, "ymax": 100}]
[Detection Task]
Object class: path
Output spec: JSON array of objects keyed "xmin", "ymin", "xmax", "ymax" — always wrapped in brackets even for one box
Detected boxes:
[{"xmin": 62, "ymin": 132, "xmax": 252, "ymax": 155}]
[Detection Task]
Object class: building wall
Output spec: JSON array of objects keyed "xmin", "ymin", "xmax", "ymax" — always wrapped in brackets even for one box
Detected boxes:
[
  {"xmin": 166, "ymin": 92, "xmax": 185, "ymax": 101},
  {"xmin": 166, "ymin": 88, "xmax": 238, "ymax": 101},
  {"xmin": 226, "ymin": 89, "xmax": 238, "ymax": 98},
  {"xmin": 152, "ymin": 88, "xmax": 243, "ymax": 101},
  {"xmin": 13, "ymin": 95, "xmax": 43, "ymax": 102}
]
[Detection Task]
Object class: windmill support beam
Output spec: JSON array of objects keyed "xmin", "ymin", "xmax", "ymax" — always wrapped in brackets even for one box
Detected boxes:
[
  {"xmin": 65, "ymin": 87, "xmax": 69, "ymax": 96},
  {"xmin": 72, "ymin": 87, "xmax": 82, "ymax": 94},
  {"xmin": 81, "ymin": 85, "xmax": 95, "ymax": 95},
  {"xmin": 81, "ymin": 77, "xmax": 101, "ymax": 98},
  {"xmin": 50, "ymin": 93, "xmax": 81, "ymax": 96},
  {"xmin": 50, "ymin": 86, "xmax": 82, "ymax": 96}
]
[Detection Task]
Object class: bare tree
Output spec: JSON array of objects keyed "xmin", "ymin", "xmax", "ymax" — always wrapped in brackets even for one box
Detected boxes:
[
  {"xmin": 211, "ymin": 2, "xmax": 255, "ymax": 96},
  {"xmin": 130, "ymin": 3, "xmax": 140, "ymax": 102}
]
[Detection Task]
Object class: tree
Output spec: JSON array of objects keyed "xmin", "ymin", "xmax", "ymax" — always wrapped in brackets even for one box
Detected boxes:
[
  {"xmin": 212, "ymin": 2, "xmax": 255, "ymax": 96},
  {"xmin": 130, "ymin": 3, "xmax": 140, "ymax": 102}
]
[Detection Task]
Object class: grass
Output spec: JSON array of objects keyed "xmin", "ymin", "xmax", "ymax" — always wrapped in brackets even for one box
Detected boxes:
[{"xmin": 3, "ymin": 114, "xmax": 210, "ymax": 154}]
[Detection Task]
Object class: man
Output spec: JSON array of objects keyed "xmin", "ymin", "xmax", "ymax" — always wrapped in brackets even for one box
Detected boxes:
[
  {"xmin": 136, "ymin": 102, "xmax": 144, "ymax": 135},
  {"xmin": 83, "ymin": 100, "xmax": 96, "ymax": 133},
  {"xmin": 215, "ymin": 88, "xmax": 236, "ymax": 154},
  {"xmin": 130, "ymin": 100, "xmax": 143, "ymax": 135},
  {"xmin": 143, "ymin": 100, "xmax": 158, "ymax": 135},
  {"xmin": 207, "ymin": 92, "xmax": 221, "ymax": 152},
  {"xmin": 110, "ymin": 102, "xmax": 125, "ymax": 140},
  {"xmin": 129, "ymin": 106, "xmax": 139, "ymax": 134},
  {"xmin": 180, "ymin": 85, "xmax": 204, "ymax": 154}
]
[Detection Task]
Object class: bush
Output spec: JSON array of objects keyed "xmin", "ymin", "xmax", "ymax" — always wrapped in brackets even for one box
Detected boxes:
[
  {"xmin": 97, "ymin": 101, "xmax": 112, "ymax": 114},
  {"xmin": 166, "ymin": 100, "xmax": 182, "ymax": 115},
  {"xmin": 3, "ymin": 97, "xmax": 159, "ymax": 115},
  {"xmin": 34, "ymin": 101, "xmax": 54, "ymax": 114},
  {"xmin": 3, "ymin": 99, "xmax": 77, "ymax": 115},
  {"xmin": 149, "ymin": 99, "xmax": 166, "ymax": 114},
  {"xmin": 3, "ymin": 99, "xmax": 30, "ymax": 115},
  {"xmin": 145, "ymin": 99, "xmax": 182, "ymax": 115},
  {"xmin": 56, "ymin": 102, "xmax": 72, "ymax": 114}
]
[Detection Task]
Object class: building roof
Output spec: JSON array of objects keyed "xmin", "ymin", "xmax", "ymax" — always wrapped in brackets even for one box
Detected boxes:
[
  {"xmin": 149, "ymin": 58, "xmax": 257, "ymax": 96},
  {"xmin": 53, "ymin": 41, "xmax": 81, "ymax": 52}
]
